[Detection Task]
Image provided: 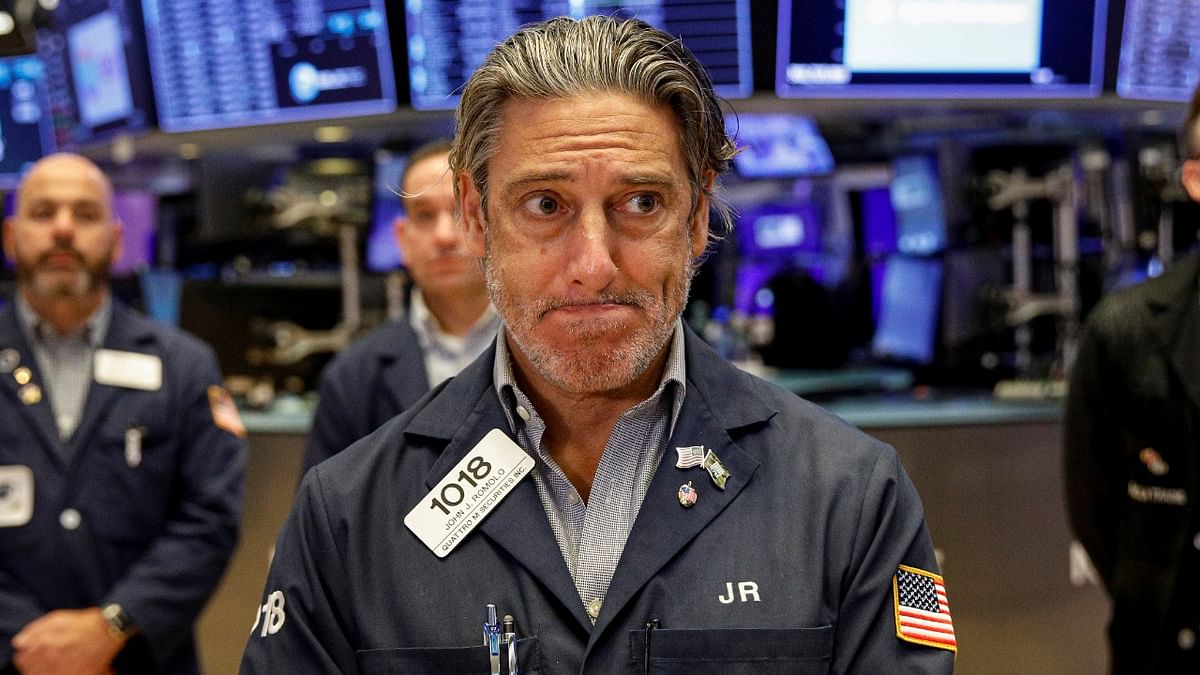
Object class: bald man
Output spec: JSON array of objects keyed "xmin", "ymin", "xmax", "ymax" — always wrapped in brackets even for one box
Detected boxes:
[{"xmin": 0, "ymin": 154, "xmax": 246, "ymax": 674}]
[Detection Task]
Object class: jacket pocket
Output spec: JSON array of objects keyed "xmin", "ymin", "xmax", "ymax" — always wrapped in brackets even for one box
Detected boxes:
[
  {"xmin": 629, "ymin": 626, "xmax": 832, "ymax": 675},
  {"xmin": 356, "ymin": 636, "xmax": 538, "ymax": 674}
]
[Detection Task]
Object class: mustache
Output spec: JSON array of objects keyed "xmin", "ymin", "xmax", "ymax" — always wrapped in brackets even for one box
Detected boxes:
[
  {"xmin": 35, "ymin": 244, "xmax": 84, "ymax": 266},
  {"xmin": 535, "ymin": 289, "xmax": 653, "ymax": 319}
]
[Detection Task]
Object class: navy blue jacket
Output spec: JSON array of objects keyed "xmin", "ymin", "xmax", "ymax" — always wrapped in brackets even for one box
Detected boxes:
[
  {"xmin": 0, "ymin": 299, "xmax": 246, "ymax": 674},
  {"xmin": 242, "ymin": 329, "xmax": 953, "ymax": 674},
  {"xmin": 1066, "ymin": 252, "xmax": 1200, "ymax": 672},
  {"xmin": 302, "ymin": 319, "xmax": 429, "ymax": 476}
]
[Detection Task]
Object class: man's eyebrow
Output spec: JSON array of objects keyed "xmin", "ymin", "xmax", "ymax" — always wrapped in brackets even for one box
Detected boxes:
[{"xmin": 501, "ymin": 171, "xmax": 679, "ymax": 192}]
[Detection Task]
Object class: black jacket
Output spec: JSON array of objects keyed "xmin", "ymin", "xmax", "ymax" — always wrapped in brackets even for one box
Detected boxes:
[{"xmin": 1065, "ymin": 252, "xmax": 1200, "ymax": 673}]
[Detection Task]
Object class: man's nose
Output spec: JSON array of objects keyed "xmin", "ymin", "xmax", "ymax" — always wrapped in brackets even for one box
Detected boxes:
[{"xmin": 567, "ymin": 208, "xmax": 619, "ymax": 292}]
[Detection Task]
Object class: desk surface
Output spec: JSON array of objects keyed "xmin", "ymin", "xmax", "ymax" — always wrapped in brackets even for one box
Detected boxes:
[{"xmin": 241, "ymin": 391, "xmax": 1062, "ymax": 435}]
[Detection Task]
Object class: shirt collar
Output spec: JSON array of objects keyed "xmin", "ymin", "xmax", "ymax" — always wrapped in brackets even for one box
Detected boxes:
[
  {"xmin": 16, "ymin": 291, "xmax": 111, "ymax": 348},
  {"xmin": 492, "ymin": 318, "xmax": 689, "ymax": 435},
  {"xmin": 408, "ymin": 287, "xmax": 499, "ymax": 349}
]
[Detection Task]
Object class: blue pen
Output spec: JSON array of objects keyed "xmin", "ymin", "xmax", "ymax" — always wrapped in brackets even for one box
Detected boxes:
[{"xmin": 483, "ymin": 604, "xmax": 500, "ymax": 675}]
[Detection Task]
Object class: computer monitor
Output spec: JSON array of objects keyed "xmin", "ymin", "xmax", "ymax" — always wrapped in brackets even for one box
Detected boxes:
[
  {"xmin": 1114, "ymin": 0, "xmax": 1200, "ymax": 102},
  {"xmin": 112, "ymin": 190, "xmax": 158, "ymax": 277},
  {"xmin": 872, "ymin": 255, "xmax": 944, "ymax": 365},
  {"xmin": 738, "ymin": 202, "xmax": 825, "ymax": 259},
  {"xmin": 37, "ymin": 0, "xmax": 155, "ymax": 147},
  {"xmin": 890, "ymin": 155, "xmax": 947, "ymax": 255},
  {"xmin": 142, "ymin": 0, "xmax": 398, "ymax": 132},
  {"xmin": 728, "ymin": 113, "xmax": 835, "ymax": 178},
  {"xmin": 777, "ymin": 0, "xmax": 1107, "ymax": 98},
  {"xmin": 366, "ymin": 151, "xmax": 405, "ymax": 272},
  {"xmin": 0, "ymin": 55, "xmax": 55, "ymax": 189},
  {"xmin": 406, "ymin": 0, "xmax": 753, "ymax": 110}
]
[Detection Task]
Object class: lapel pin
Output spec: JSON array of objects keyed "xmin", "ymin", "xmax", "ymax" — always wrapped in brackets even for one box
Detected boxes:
[
  {"xmin": 677, "ymin": 481, "xmax": 698, "ymax": 508},
  {"xmin": 1140, "ymin": 447, "xmax": 1169, "ymax": 476},
  {"xmin": 13, "ymin": 367, "xmax": 31, "ymax": 386},
  {"xmin": 18, "ymin": 383, "xmax": 41, "ymax": 405},
  {"xmin": 675, "ymin": 445, "xmax": 705, "ymax": 469},
  {"xmin": 702, "ymin": 450, "xmax": 730, "ymax": 490},
  {"xmin": 0, "ymin": 349, "xmax": 18, "ymax": 373}
]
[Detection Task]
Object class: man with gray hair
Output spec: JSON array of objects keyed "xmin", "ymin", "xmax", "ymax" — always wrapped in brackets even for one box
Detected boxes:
[{"xmin": 242, "ymin": 16, "xmax": 953, "ymax": 673}]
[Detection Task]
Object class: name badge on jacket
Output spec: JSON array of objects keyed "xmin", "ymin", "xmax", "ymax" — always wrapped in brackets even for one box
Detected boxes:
[
  {"xmin": 0, "ymin": 465, "xmax": 34, "ymax": 527},
  {"xmin": 94, "ymin": 349, "xmax": 162, "ymax": 391}
]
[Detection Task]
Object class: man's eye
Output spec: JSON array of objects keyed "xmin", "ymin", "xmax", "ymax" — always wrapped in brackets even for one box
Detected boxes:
[
  {"xmin": 627, "ymin": 194, "xmax": 658, "ymax": 213},
  {"xmin": 524, "ymin": 195, "xmax": 559, "ymax": 216}
]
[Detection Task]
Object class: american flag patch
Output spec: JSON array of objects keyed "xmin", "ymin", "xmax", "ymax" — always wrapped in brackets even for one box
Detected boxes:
[{"xmin": 893, "ymin": 565, "xmax": 956, "ymax": 652}]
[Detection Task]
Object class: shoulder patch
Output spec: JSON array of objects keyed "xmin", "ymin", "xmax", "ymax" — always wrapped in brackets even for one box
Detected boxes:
[
  {"xmin": 894, "ymin": 565, "xmax": 956, "ymax": 652},
  {"xmin": 208, "ymin": 385, "xmax": 247, "ymax": 438}
]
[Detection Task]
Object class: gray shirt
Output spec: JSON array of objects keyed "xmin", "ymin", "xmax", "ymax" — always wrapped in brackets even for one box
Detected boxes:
[
  {"xmin": 16, "ymin": 293, "xmax": 111, "ymax": 444},
  {"xmin": 492, "ymin": 320, "xmax": 686, "ymax": 621}
]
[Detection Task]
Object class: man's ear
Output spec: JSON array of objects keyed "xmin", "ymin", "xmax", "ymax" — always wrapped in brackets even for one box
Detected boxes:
[
  {"xmin": 459, "ymin": 173, "xmax": 487, "ymax": 258},
  {"xmin": 689, "ymin": 170, "xmax": 715, "ymax": 259},
  {"xmin": 1183, "ymin": 159, "xmax": 1200, "ymax": 204}
]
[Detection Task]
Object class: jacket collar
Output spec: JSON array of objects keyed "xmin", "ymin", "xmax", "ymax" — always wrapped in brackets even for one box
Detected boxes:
[
  {"xmin": 403, "ymin": 325, "xmax": 779, "ymax": 638},
  {"xmin": 1141, "ymin": 253, "xmax": 1200, "ymax": 414}
]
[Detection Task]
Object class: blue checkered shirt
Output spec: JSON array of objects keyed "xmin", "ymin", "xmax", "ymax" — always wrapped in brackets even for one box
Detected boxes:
[{"xmin": 492, "ymin": 320, "xmax": 687, "ymax": 621}]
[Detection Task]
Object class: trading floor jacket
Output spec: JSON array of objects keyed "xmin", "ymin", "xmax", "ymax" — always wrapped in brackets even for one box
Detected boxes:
[
  {"xmin": 1066, "ymin": 252, "xmax": 1200, "ymax": 673},
  {"xmin": 0, "ymin": 300, "xmax": 246, "ymax": 674},
  {"xmin": 302, "ymin": 318, "xmax": 429, "ymax": 476},
  {"xmin": 242, "ymin": 328, "xmax": 954, "ymax": 674}
]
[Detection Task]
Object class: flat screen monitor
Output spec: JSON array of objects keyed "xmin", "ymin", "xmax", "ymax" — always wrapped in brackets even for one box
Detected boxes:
[
  {"xmin": 366, "ymin": 151, "xmax": 405, "ymax": 272},
  {"xmin": 37, "ymin": 0, "xmax": 155, "ymax": 147},
  {"xmin": 872, "ymin": 255, "xmax": 943, "ymax": 365},
  {"xmin": 406, "ymin": 0, "xmax": 753, "ymax": 110},
  {"xmin": 728, "ymin": 114, "xmax": 834, "ymax": 178},
  {"xmin": 890, "ymin": 155, "xmax": 947, "ymax": 255},
  {"xmin": 0, "ymin": 56, "xmax": 55, "ymax": 189},
  {"xmin": 112, "ymin": 190, "xmax": 158, "ymax": 277},
  {"xmin": 777, "ymin": 0, "xmax": 1107, "ymax": 98},
  {"xmin": 142, "ymin": 0, "xmax": 398, "ymax": 132},
  {"xmin": 1115, "ymin": 0, "xmax": 1200, "ymax": 102},
  {"xmin": 738, "ymin": 202, "xmax": 824, "ymax": 258}
]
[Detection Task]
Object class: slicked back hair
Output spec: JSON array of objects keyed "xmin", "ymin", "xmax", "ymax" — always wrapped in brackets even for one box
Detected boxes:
[{"xmin": 448, "ymin": 15, "xmax": 738, "ymax": 240}]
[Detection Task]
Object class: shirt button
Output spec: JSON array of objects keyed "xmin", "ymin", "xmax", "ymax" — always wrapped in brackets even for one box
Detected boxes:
[
  {"xmin": 59, "ymin": 508, "xmax": 81, "ymax": 530},
  {"xmin": 568, "ymin": 492, "xmax": 582, "ymax": 506},
  {"xmin": 586, "ymin": 598, "xmax": 603, "ymax": 621},
  {"xmin": 515, "ymin": 405, "xmax": 531, "ymax": 422},
  {"xmin": 1179, "ymin": 628, "xmax": 1196, "ymax": 650}
]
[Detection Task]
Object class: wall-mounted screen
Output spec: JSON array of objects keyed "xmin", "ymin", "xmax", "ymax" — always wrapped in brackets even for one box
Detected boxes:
[
  {"xmin": 1115, "ymin": 0, "xmax": 1200, "ymax": 102},
  {"xmin": 0, "ymin": 56, "xmax": 55, "ymax": 189},
  {"xmin": 37, "ymin": 0, "xmax": 155, "ymax": 147},
  {"xmin": 777, "ymin": 0, "xmax": 1107, "ymax": 98},
  {"xmin": 142, "ymin": 0, "xmax": 398, "ymax": 132},
  {"xmin": 728, "ymin": 114, "xmax": 834, "ymax": 178},
  {"xmin": 406, "ymin": 0, "xmax": 752, "ymax": 110}
]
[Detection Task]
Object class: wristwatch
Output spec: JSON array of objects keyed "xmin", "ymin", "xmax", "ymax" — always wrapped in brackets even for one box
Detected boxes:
[{"xmin": 101, "ymin": 603, "xmax": 139, "ymax": 640}]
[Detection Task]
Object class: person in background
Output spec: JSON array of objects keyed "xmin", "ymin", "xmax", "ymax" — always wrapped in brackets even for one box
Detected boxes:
[
  {"xmin": 301, "ymin": 140, "xmax": 497, "ymax": 475},
  {"xmin": 242, "ymin": 16, "xmax": 953, "ymax": 673},
  {"xmin": 0, "ymin": 153, "xmax": 246, "ymax": 674},
  {"xmin": 1065, "ymin": 82, "xmax": 1200, "ymax": 673}
]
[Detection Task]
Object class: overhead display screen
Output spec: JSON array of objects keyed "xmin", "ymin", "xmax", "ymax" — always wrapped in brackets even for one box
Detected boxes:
[
  {"xmin": 142, "ymin": 0, "xmax": 398, "ymax": 132},
  {"xmin": 1115, "ymin": 0, "xmax": 1200, "ymax": 102},
  {"xmin": 37, "ymin": 0, "xmax": 156, "ymax": 147},
  {"xmin": 777, "ymin": 0, "xmax": 1107, "ymax": 98},
  {"xmin": 406, "ymin": 0, "xmax": 752, "ymax": 110},
  {"xmin": 0, "ymin": 56, "xmax": 56, "ymax": 189}
]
